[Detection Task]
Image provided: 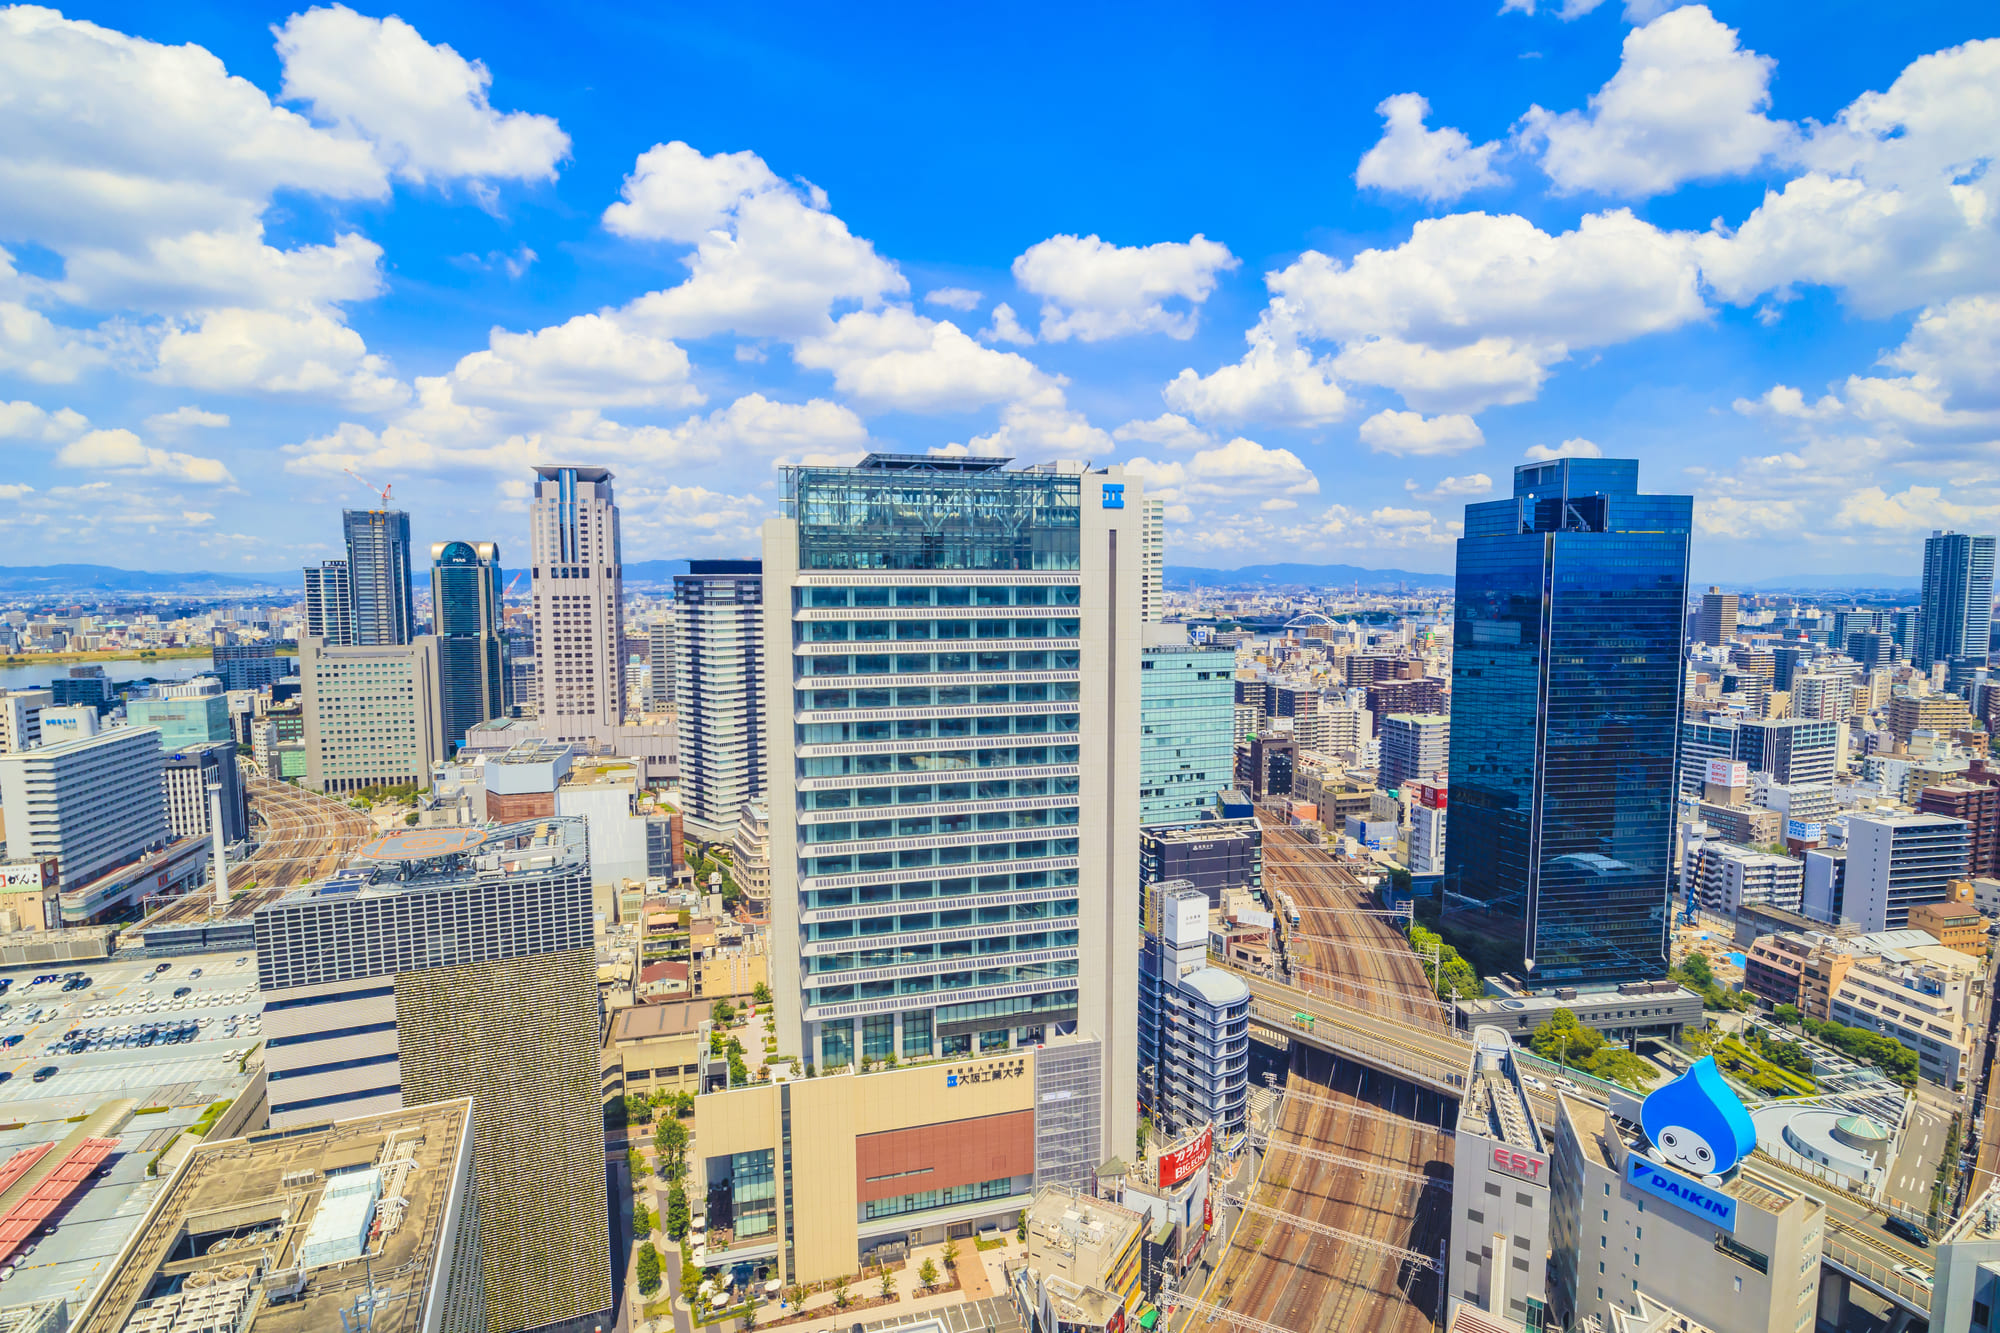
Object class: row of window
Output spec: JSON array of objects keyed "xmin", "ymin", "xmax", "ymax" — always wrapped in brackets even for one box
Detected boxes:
[
  {"xmin": 800, "ymin": 586, "xmax": 1079, "ymax": 609},
  {"xmin": 805, "ymin": 959, "xmax": 1079, "ymax": 1007},
  {"xmin": 805, "ymin": 868, "xmax": 1079, "ymax": 911},
  {"xmin": 808, "ymin": 931, "xmax": 1081, "ymax": 975},
  {"xmin": 801, "ymin": 682, "xmax": 1080, "ymax": 710},
  {"xmin": 803, "ymin": 619, "xmax": 1078, "ymax": 644},
  {"xmin": 861, "ymin": 1176, "xmax": 1016, "ymax": 1221},
  {"xmin": 809, "ymin": 898, "xmax": 1077, "ymax": 939},
  {"xmin": 802, "ymin": 777, "xmax": 1078, "ymax": 810},
  {"xmin": 800, "ymin": 744, "xmax": 1080, "ymax": 778},
  {"xmin": 803, "ymin": 837, "xmax": 1079, "ymax": 878},
  {"xmin": 802, "ymin": 650, "xmax": 1079, "ymax": 677},
  {"xmin": 802, "ymin": 808, "xmax": 1079, "ymax": 844},
  {"xmin": 799, "ymin": 714, "xmax": 1077, "ymax": 745}
]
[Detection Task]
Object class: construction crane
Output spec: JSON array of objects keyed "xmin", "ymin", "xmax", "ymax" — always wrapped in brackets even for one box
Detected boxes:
[
  {"xmin": 343, "ymin": 468, "xmax": 393, "ymax": 507},
  {"xmin": 504, "ymin": 571, "xmax": 526, "ymax": 597}
]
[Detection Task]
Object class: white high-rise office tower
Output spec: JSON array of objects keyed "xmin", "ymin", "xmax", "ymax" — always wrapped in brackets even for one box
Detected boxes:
[
  {"xmin": 675, "ymin": 561, "xmax": 764, "ymax": 839},
  {"xmin": 529, "ymin": 465, "xmax": 626, "ymax": 749},
  {"xmin": 1140, "ymin": 496, "xmax": 1165, "ymax": 623},
  {"xmin": 762, "ymin": 453, "xmax": 1144, "ymax": 1157}
]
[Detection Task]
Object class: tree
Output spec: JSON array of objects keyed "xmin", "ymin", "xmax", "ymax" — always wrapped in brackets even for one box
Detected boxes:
[
  {"xmin": 634, "ymin": 1200, "xmax": 656, "ymax": 1236},
  {"xmin": 1679, "ymin": 952, "xmax": 1716, "ymax": 987},
  {"xmin": 943, "ymin": 1237, "xmax": 960, "ymax": 1272},
  {"xmin": 1406, "ymin": 923, "xmax": 1479, "ymax": 1001},
  {"xmin": 657, "ymin": 1117, "xmax": 690, "ymax": 1175},
  {"xmin": 713, "ymin": 998, "xmax": 737, "ymax": 1025},
  {"xmin": 1528, "ymin": 1009, "xmax": 1605, "ymax": 1067},
  {"xmin": 833, "ymin": 1278, "xmax": 850, "ymax": 1309},
  {"xmin": 674, "ymin": 1090, "xmax": 697, "ymax": 1118},
  {"xmin": 1136, "ymin": 1115, "xmax": 1152, "ymax": 1159},
  {"xmin": 878, "ymin": 1266, "xmax": 896, "ymax": 1300},
  {"xmin": 625, "ymin": 1092, "xmax": 653, "ymax": 1127},
  {"xmin": 666, "ymin": 1180, "xmax": 691, "ymax": 1239},
  {"xmin": 628, "ymin": 1147, "xmax": 649, "ymax": 1179},
  {"xmin": 919, "ymin": 1258, "xmax": 940, "ymax": 1290},
  {"xmin": 1774, "ymin": 1003, "xmax": 1801, "ymax": 1028},
  {"xmin": 752, "ymin": 982, "xmax": 773, "ymax": 1006},
  {"xmin": 682, "ymin": 1258, "xmax": 703, "ymax": 1304},
  {"xmin": 637, "ymin": 1241, "xmax": 662, "ymax": 1296},
  {"xmin": 1017, "ymin": 1216, "xmax": 1028, "ymax": 1243}
]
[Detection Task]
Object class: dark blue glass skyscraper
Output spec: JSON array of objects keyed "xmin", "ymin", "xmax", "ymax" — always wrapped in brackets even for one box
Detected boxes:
[{"xmin": 1444, "ymin": 458, "xmax": 1690, "ymax": 985}]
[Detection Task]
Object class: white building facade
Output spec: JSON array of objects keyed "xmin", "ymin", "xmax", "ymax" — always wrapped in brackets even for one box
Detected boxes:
[{"xmin": 530, "ymin": 464, "xmax": 626, "ymax": 749}]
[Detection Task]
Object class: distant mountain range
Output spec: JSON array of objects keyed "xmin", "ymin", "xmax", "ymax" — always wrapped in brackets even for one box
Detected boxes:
[
  {"xmin": 0, "ymin": 564, "xmax": 296, "ymax": 594},
  {"xmin": 1165, "ymin": 562, "xmax": 1452, "ymax": 590},
  {"xmin": 1709, "ymin": 573, "xmax": 1920, "ymax": 591}
]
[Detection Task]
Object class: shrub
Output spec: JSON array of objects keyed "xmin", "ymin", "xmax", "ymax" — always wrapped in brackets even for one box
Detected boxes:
[{"xmin": 637, "ymin": 1241, "xmax": 662, "ymax": 1296}]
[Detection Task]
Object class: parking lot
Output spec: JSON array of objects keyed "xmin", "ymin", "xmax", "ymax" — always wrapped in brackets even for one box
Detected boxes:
[{"xmin": 0, "ymin": 948, "xmax": 264, "ymax": 1310}]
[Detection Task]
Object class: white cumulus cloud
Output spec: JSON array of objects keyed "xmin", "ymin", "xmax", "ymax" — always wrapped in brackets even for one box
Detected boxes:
[
  {"xmin": 1355, "ymin": 93, "xmax": 1506, "ymax": 204},
  {"xmin": 1358, "ymin": 410, "xmax": 1486, "ymax": 456},
  {"xmin": 55, "ymin": 427, "xmax": 233, "ymax": 483},
  {"xmin": 1012, "ymin": 233, "xmax": 1238, "ymax": 342},
  {"xmin": 1524, "ymin": 437, "xmax": 1603, "ymax": 460}
]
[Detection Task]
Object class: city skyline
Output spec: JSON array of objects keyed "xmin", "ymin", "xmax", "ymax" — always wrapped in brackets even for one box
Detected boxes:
[{"xmin": 0, "ymin": 4, "xmax": 1993, "ymax": 578}]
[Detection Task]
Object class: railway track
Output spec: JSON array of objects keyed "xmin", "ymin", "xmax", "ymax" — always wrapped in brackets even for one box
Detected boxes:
[
  {"xmin": 1192, "ymin": 814, "xmax": 1452, "ymax": 1333},
  {"xmin": 238, "ymin": 775, "xmax": 374, "ymax": 887}
]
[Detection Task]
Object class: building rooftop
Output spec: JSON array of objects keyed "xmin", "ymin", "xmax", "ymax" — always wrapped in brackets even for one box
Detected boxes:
[
  {"xmin": 1459, "ymin": 1028, "xmax": 1543, "ymax": 1152},
  {"xmin": 609, "ymin": 1001, "xmax": 704, "ymax": 1042},
  {"xmin": 1018, "ymin": 1187, "xmax": 1142, "ymax": 1327},
  {"xmin": 274, "ymin": 817, "xmax": 585, "ymax": 905},
  {"xmin": 71, "ymin": 1099, "xmax": 474, "ymax": 1333},
  {"xmin": 1562, "ymin": 1093, "xmax": 1796, "ymax": 1217}
]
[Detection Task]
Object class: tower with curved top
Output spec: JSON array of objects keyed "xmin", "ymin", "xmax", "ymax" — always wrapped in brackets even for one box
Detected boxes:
[{"xmin": 431, "ymin": 539, "xmax": 510, "ymax": 753}]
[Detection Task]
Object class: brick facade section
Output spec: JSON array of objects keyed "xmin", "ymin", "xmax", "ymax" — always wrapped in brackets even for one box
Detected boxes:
[
  {"xmin": 854, "ymin": 1110, "xmax": 1034, "ymax": 1204},
  {"xmin": 486, "ymin": 789, "xmax": 557, "ymax": 823}
]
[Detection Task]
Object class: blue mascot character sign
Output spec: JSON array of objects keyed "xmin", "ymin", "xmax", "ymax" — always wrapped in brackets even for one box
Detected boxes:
[{"xmin": 1639, "ymin": 1055, "xmax": 1756, "ymax": 1184}]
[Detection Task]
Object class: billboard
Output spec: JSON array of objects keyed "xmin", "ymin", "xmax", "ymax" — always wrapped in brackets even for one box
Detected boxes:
[
  {"xmin": 1158, "ymin": 1122, "xmax": 1214, "ymax": 1188},
  {"xmin": 0, "ymin": 860, "xmax": 55, "ymax": 891},
  {"xmin": 1490, "ymin": 1145, "xmax": 1548, "ymax": 1186},
  {"xmin": 1785, "ymin": 819, "xmax": 1824, "ymax": 842},
  {"xmin": 1704, "ymin": 759, "xmax": 1748, "ymax": 788}
]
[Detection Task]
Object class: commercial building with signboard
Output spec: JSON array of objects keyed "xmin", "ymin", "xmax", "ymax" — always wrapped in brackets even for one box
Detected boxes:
[
  {"xmin": 1448, "ymin": 1027, "xmax": 1552, "ymax": 1330},
  {"xmin": 693, "ymin": 1037, "xmax": 1103, "ymax": 1285},
  {"xmin": 1548, "ymin": 1061, "xmax": 1823, "ymax": 1333},
  {"xmin": 1138, "ymin": 882, "xmax": 1248, "ymax": 1141}
]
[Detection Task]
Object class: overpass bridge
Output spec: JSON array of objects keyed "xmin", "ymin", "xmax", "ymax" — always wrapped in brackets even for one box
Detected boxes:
[{"xmin": 1231, "ymin": 965, "xmax": 1940, "ymax": 1321}]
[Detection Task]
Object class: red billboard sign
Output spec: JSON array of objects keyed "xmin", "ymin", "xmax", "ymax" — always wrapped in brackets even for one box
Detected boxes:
[
  {"xmin": 1159, "ymin": 1123, "xmax": 1214, "ymax": 1188},
  {"xmin": 1491, "ymin": 1145, "xmax": 1547, "ymax": 1185}
]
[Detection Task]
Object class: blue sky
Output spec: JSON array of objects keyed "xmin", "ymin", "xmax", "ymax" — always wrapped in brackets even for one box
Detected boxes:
[{"xmin": 0, "ymin": 1, "xmax": 1995, "ymax": 578}]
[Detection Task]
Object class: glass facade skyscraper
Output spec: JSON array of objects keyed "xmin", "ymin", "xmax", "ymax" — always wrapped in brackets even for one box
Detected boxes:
[
  {"xmin": 1916, "ymin": 530, "xmax": 1995, "ymax": 671},
  {"xmin": 431, "ymin": 540, "xmax": 510, "ymax": 753},
  {"xmin": 1444, "ymin": 458, "xmax": 1690, "ymax": 986},
  {"xmin": 762, "ymin": 453, "xmax": 1143, "ymax": 1159},
  {"xmin": 342, "ymin": 508, "xmax": 415, "ymax": 646},
  {"xmin": 1138, "ymin": 641, "xmax": 1235, "ymax": 826}
]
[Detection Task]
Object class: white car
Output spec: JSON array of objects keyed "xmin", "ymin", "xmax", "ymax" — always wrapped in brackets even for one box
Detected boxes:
[{"xmin": 1521, "ymin": 1074, "xmax": 1547, "ymax": 1090}]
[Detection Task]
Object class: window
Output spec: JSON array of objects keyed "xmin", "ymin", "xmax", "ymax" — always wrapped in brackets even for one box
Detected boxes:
[{"xmin": 1466, "ymin": 1209, "xmax": 1484, "ymax": 1225}]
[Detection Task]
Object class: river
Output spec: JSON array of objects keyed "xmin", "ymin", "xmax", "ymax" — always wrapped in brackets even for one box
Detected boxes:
[{"xmin": 0, "ymin": 655, "xmax": 220, "ymax": 693}]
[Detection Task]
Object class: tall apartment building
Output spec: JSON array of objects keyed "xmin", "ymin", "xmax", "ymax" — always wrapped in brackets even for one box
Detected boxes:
[
  {"xmin": 254, "ymin": 819, "xmax": 610, "ymax": 1333},
  {"xmin": 1380, "ymin": 711, "xmax": 1449, "ymax": 791},
  {"xmin": 530, "ymin": 465, "xmax": 626, "ymax": 748},
  {"xmin": 1446, "ymin": 458, "xmax": 1690, "ymax": 984},
  {"xmin": 1694, "ymin": 585, "xmax": 1739, "ymax": 645},
  {"xmin": 675, "ymin": 560, "xmax": 765, "ymax": 838},
  {"xmin": 1410, "ymin": 781, "xmax": 1447, "ymax": 876},
  {"xmin": 210, "ymin": 641, "xmax": 289, "ymax": 692},
  {"xmin": 303, "ymin": 558, "xmax": 354, "ymax": 645},
  {"xmin": 1140, "ymin": 496, "xmax": 1165, "ymax": 623},
  {"xmin": 1917, "ymin": 529, "xmax": 1996, "ymax": 670},
  {"xmin": 432, "ymin": 540, "xmax": 510, "ymax": 752},
  {"xmin": 299, "ymin": 636, "xmax": 442, "ymax": 793},
  {"xmin": 1138, "ymin": 880, "xmax": 1249, "ymax": 1139},
  {"xmin": 162, "ymin": 741, "xmax": 246, "ymax": 844},
  {"xmin": 342, "ymin": 508, "xmax": 416, "ymax": 646},
  {"xmin": 1736, "ymin": 716, "xmax": 1839, "ymax": 786},
  {"xmin": 0, "ymin": 727, "xmax": 167, "ymax": 892},
  {"xmin": 1889, "ymin": 690, "xmax": 1976, "ymax": 743},
  {"xmin": 1920, "ymin": 780, "xmax": 2000, "ymax": 879},
  {"xmin": 1843, "ymin": 811, "xmax": 1970, "ymax": 930},
  {"xmin": 1137, "ymin": 637, "xmax": 1235, "ymax": 826},
  {"xmin": 646, "ymin": 617, "xmax": 676, "ymax": 712},
  {"xmin": 0, "ymin": 687, "xmax": 51, "ymax": 752},
  {"xmin": 762, "ymin": 453, "xmax": 1142, "ymax": 1158}
]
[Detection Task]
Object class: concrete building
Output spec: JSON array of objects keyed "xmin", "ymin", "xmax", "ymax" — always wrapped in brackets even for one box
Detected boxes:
[
  {"xmin": 1741, "ymin": 932, "xmax": 1813, "ymax": 1008},
  {"xmin": 299, "ymin": 636, "xmax": 442, "ymax": 794},
  {"xmin": 1802, "ymin": 848, "xmax": 1847, "ymax": 926},
  {"xmin": 126, "ymin": 691, "xmax": 231, "ymax": 748},
  {"xmin": 1916, "ymin": 529, "xmax": 1995, "ymax": 670},
  {"xmin": 1411, "ymin": 781, "xmax": 1448, "ymax": 877},
  {"xmin": 210, "ymin": 642, "xmax": 290, "ymax": 692},
  {"xmin": 1842, "ymin": 811, "xmax": 1971, "ymax": 930},
  {"xmin": 1455, "ymin": 980, "xmax": 1701, "ymax": 1046},
  {"xmin": 1380, "ymin": 711, "xmax": 1449, "ymax": 791},
  {"xmin": 675, "ymin": 559, "xmax": 764, "ymax": 839},
  {"xmin": 1691, "ymin": 842, "xmax": 1804, "ymax": 916},
  {"xmin": 1549, "ymin": 1075, "xmax": 1822, "ymax": 1333},
  {"xmin": 0, "ymin": 727, "xmax": 166, "ymax": 895},
  {"xmin": 694, "ymin": 1040, "xmax": 1104, "ymax": 1283},
  {"xmin": 0, "ymin": 688, "xmax": 51, "ymax": 752},
  {"xmin": 530, "ymin": 464, "xmax": 626, "ymax": 748},
  {"xmin": 482, "ymin": 740, "xmax": 572, "ymax": 822},
  {"xmin": 162, "ymin": 741, "xmax": 246, "ymax": 845},
  {"xmin": 1137, "ymin": 819, "xmax": 1261, "ymax": 906},
  {"xmin": 1908, "ymin": 879, "xmax": 1990, "ymax": 957},
  {"xmin": 554, "ymin": 761, "xmax": 652, "ymax": 913},
  {"xmin": 69, "ymin": 1099, "xmax": 483, "ymax": 1333},
  {"xmin": 763, "ymin": 453, "xmax": 1142, "ymax": 1162},
  {"xmin": 431, "ymin": 540, "xmax": 510, "ymax": 753},
  {"xmin": 35, "ymin": 703, "xmax": 97, "ymax": 742},
  {"xmin": 1736, "ymin": 717, "xmax": 1839, "ymax": 788},
  {"xmin": 603, "ymin": 999, "xmax": 704, "ymax": 1102},
  {"xmin": 303, "ymin": 558, "xmax": 354, "ymax": 645},
  {"xmin": 1140, "ymin": 496, "xmax": 1165, "ymax": 624},
  {"xmin": 1929, "ymin": 1180, "xmax": 2000, "ymax": 1333},
  {"xmin": 731, "ymin": 799, "xmax": 770, "ymax": 910},
  {"xmin": 1011, "ymin": 1186, "xmax": 1146, "ymax": 1333},
  {"xmin": 1138, "ymin": 881, "xmax": 1249, "ymax": 1139},
  {"xmin": 1829, "ymin": 955, "xmax": 1972, "ymax": 1085},
  {"xmin": 1888, "ymin": 690, "xmax": 1976, "ymax": 743},
  {"xmin": 1449, "ymin": 1028, "xmax": 1553, "ymax": 1331},
  {"xmin": 1920, "ymin": 779, "xmax": 2000, "ymax": 878},
  {"xmin": 645, "ymin": 617, "xmax": 676, "ymax": 712},
  {"xmin": 342, "ymin": 507, "xmax": 416, "ymax": 647},
  {"xmin": 253, "ymin": 819, "xmax": 610, "ymax": 1333},
  {"xmin": 1137, "ymin": 635, "xmax": 1235, "ymax": 827},
  {"xmin": 1695, "ymin": 586, "xmax": 1739, "ymax": 646}
]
